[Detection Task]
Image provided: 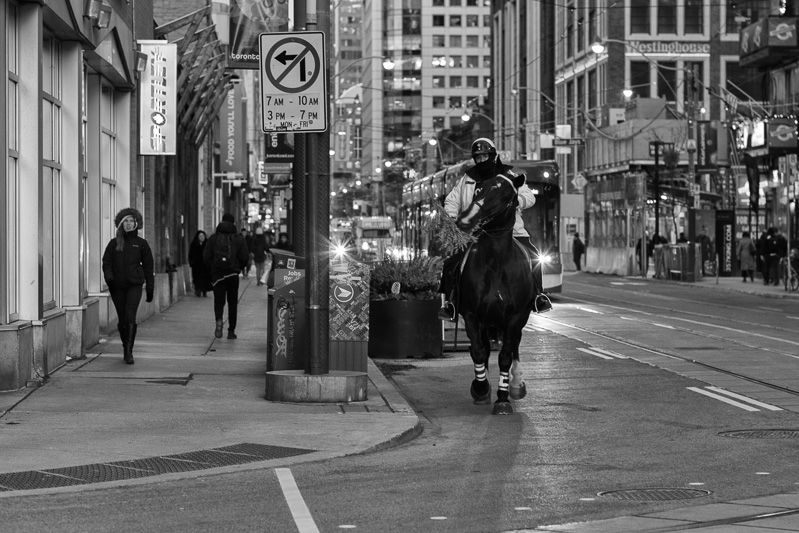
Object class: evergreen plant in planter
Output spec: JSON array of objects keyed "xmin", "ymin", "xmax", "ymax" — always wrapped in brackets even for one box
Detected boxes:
[{"xmin": 368, "ymin": 256, "xmax": 444, "ymax": 359}]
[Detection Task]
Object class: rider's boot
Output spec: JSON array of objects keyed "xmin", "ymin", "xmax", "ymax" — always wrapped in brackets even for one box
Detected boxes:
[
  {"xmin": 437, "ymin": 300, "xmax": 457, "ymax": 322},
  {"xmin": 534, "ymin": 293, "xmax": 552, "ymax": 314}
]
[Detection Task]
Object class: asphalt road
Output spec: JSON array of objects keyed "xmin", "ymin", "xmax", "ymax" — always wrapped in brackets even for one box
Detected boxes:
[{"xmin": 2, "ymin": 274, "xmax": 799, "ymax": 532}]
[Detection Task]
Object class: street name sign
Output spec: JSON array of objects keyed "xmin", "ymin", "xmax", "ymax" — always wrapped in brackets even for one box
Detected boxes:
[
  {"xmin": 259, "ymin": 31, "xmax": 328, "ymax": 133},
  {"xmin": 553, "ymin": 137, "xmax": 585, "ymax": 146}
]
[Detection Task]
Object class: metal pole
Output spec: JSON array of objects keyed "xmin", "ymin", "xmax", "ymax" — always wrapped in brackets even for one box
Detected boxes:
[
  {"xmin": 304, "ymin": 0, "xmax": 330, "ymax": 375},
  {"xmin": 655, "ymin": 143, "xmax": 660, "ymax": 238}
]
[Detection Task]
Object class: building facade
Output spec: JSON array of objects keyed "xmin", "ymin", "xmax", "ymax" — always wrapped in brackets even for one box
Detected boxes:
[{"xmin": 0, "ymin": 0, "xmax": 235, "ymax": 392}]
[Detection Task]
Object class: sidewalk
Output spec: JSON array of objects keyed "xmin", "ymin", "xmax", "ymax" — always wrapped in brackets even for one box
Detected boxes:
[
  {"xmin": 632, "ymin": 267, "xmax": 799, "ymax": 300},
  {"xmin": 0, "ymin": 278, "xmax": 420, "ymax": 496}
]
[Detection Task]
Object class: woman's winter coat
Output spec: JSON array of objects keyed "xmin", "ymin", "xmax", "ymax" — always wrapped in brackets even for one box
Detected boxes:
[
  {"xmin": 102, "ymin": 208, "xmax": 155, "ymax": 300},
  {"xmin": 737, "ymin": 236, "xmax": 756, "ymax": 272},
  {"xmin": 188, "ymin": 233, "xmax": 213, "ymax": 292},
  {"xmin": 250, "ymin": 233, "xmax": 269, "ymax": 263}
]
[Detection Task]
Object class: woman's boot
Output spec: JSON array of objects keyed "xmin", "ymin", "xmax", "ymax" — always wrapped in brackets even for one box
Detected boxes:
[
  {"xmin": 124, "ymin": 323, "xmax": 137, "ymax": 364},
  {"xmin": 118, "ymin": 323, "xmax": 128, "ymax": 362}
]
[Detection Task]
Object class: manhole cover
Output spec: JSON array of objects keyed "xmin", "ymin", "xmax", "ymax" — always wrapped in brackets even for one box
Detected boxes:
[
  {"xmin": 598, "ymin": 488, "xmax": 711, "ymax": 501},
  {"xmin": 720, "ymin": 429, "xmax": 799, "ymax": 439}
]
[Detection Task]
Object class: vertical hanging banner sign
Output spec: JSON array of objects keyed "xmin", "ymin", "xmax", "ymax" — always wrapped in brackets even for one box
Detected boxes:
[
  {"xmin": 228, "ymin": 0, "xmax": 289, "ymax": 69},
  {"xmin": 219, "ymin": 82, "xmax": 246, "ymax": 180},
  {"xmin": 139, "ymin": 41, "xmax": 177, "ymax": 155}
]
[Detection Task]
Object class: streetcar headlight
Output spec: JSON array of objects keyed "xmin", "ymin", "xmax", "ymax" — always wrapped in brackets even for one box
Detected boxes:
[
  {"xmin": 361, "ymin": 242, "xmax": 370, "ymax": 251},
  {"xmin": 538, "ymin": 254, "xmax": 551, "ymax": 265},
  {"xmin": 333, "ymin": 244, "xmax": 347, "ymax": 258}
]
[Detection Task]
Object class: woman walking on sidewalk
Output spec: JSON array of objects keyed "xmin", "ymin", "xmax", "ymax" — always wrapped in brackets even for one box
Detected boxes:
[
  {"xmin": 737, "ymin": 231, "xmax": 756, "ymax": 282},
  {"xmin": 102, "ymin": 208, "xmax": 155, "ymax": 364},
  {"xmin": 189, "ymin": 230, "xmax": 212, "ymax": 296}
]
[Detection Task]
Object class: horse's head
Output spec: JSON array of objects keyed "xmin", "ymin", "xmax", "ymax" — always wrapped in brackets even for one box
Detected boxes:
[{"xmin": 456, "ymin": 173, "xmax": 526, "ymax": 232}]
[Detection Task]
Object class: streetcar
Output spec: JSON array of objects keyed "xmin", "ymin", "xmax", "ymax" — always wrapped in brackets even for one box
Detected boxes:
[
  {"xmin": 398, "ymin": 159, "xmax": 563, "ymax": 293},
  {"xmin": 330, "ymin": 216, "xmax": 395, "ymax": 262}
]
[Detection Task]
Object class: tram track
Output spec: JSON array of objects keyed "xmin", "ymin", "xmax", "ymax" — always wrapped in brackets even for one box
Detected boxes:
[{"xmin": 530, "ymin": 299, "xmax": 799, "ymax": 400}]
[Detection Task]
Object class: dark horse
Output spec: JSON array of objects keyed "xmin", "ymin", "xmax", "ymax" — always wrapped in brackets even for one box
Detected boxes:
[{"xmin": 455, "ymin": 172, "xmax": 539, "ymax": 415}]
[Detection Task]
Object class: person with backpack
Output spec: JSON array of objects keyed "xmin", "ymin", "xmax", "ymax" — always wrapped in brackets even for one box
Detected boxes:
[{"xmin": 204, "ymin": 213, "xmax": 250, "ymax": 339}]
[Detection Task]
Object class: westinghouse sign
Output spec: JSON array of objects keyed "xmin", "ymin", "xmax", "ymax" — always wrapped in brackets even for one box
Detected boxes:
[{"xmin": 138, "ymin": 41, "xmax": 177, "ymax": 156}]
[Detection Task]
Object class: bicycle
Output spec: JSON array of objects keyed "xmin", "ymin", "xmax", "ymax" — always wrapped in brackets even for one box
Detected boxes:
[{"xmin": 778, "ymin": 253, "xmax": 799, "ymax": 292}]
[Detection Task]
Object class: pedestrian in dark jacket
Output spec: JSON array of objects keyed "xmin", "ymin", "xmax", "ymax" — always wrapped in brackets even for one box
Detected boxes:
[
  {"xmin": 204, "ymin": 213, "xmax": 250, "ymax": 339},
  {"xmin": 102, "ymin": 208, "xmax": 155, "ymax": 365},
  {"xmin": 241, "ymin": 228, "xmax": 254, "ymax": 278},
  {"xmin": 188, "ymin": 230, "xmax": 212, "ymax": 297},
  {"xmin": 251, "ymin": 227, "xmax": 270, "ymax": 286},
  {"xmin": 572, "ymin": 233, "xmax": 585, "ymax": 271}
]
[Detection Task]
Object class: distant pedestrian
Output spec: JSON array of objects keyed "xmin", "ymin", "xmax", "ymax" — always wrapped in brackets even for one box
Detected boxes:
[
  {"xmin": 736, "ymin": 231, "xmax": 756, "ymax": 283},
  {"xmin": 677, "ymin": 232, "xmax": 688, "ymax": 243},
  {"xmin": 251, "ymin": 227, "xmax": 270, "ymax": 286},
  {"xmin": 697, "ymin": 226, "xmax": 713, "ymax": 276},
  {"xmin": 275, "ymin": 232, "xmax": 294, "ymax": 253},
  {"xmin": 204, "ymin": 213, "xmax": 250, "ymax": 339},
  {"xmin": 635, "ymin": 232, "xmax": 652, "ymax": 276},
  {"xmin": 188, "ymin": 230, "xmax": 212, "ymax": 297},
  {"xmin": 240, "ymin": 228, "xmax": 254, "ymax": 278},
  {"xmin": 572, "ymin": 233, "xmax": 585, "ymax": 271},
  {"xmin": 763, "ymin": 227, "xmax": 781, "ymax": 285},
  {"xmin": 102, "ymin": 208, "xmax": 154, "ymax": 365}
]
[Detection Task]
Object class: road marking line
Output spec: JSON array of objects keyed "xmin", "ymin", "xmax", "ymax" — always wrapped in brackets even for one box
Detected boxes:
[
  {"xmin": 687, "ymin": 387, "xmax": 760, "ymax": 412},
  {"xmin": 523, "ymin": 326, "xmax": 546, "ymax": 333},
  {"xmin": 587, "ymin": 347, "xmax": 627, "ymax": 359},
  {"xmin": 275, "ymin": 468, "xmax": 320, "ymax": 533},
  {"xmin": 705, "ymin": 386, "xmax": 783, "ymax": 411},
  {"xmin": 577, "ymin": 347, "xmax": 614, "ymax": 360},
  {"xmin": 576, "ymin": 307, "xmax": 603, "ymax": 314}
]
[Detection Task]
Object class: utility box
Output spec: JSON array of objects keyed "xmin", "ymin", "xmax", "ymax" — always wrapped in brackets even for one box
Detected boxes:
[{"xmin": 329, "ymin": 261, "xmax": 370, "ymax": 372}]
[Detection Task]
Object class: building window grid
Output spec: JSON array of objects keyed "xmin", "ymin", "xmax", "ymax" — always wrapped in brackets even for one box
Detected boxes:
[
  {"xmin": 42, "ymin": 36, "xmax": 63, "ymax": 311},
  {"xmin": 100, "ymin": 85, "xmax": 118, "ymax": 272},
  {"xmin": 5, "ymin": 2, "xmax": 20, "ymax": 322},
  {"xmin": 631, "ymin": 0, "xmax": 706, "ymax": 37}
]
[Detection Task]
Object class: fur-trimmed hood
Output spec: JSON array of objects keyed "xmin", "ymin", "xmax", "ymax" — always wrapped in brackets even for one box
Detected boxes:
[{"xmin": 115, "ymin": 208, "xmax": 144, "ymax": 229}]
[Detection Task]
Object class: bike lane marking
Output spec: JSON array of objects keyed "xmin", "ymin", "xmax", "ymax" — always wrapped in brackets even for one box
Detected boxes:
[{"xmin": 275, "ymin": 468, "xmax": 320, "ymax": 533}]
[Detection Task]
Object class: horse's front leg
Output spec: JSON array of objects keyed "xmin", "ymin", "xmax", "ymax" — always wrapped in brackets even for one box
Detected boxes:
[
  {"xmin": 493, "ymin": 323, "xmax": 525, "ymax": 415},
  {"xmin": 464, "ymin": 316, "xmax": 491, "ymax": 404}
]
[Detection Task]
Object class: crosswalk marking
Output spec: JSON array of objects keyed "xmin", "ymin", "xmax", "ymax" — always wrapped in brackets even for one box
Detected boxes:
[
  {"xmin": 687, "ymin": 387, "xmax": 783, "ymax": 412},
  {"xmin": 576, "ymin": 347, "xmax": 626, "ymax": 360}
]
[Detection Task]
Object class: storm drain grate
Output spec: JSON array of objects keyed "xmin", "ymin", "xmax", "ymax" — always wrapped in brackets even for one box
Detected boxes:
[
  {"xmin": 720, "ymin": 429, "xmax": 799, "ymax": 439},
  {"xmin": 0, "ymin": 443, "xmax": 315, "ymax": 492},
  {"xmin": 598, "ymin": 488, "xmax": 712, "ymax": 501}
]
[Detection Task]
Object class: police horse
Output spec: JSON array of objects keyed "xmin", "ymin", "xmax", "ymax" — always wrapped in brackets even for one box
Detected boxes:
[{"xmin": 455, "ymin": 172, "xmax": 542, "ymax": 415}]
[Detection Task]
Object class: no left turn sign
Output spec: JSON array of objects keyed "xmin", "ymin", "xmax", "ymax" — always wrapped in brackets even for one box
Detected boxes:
[{"xmin": 259, "ymin": 31, "xmax": 328, "ymax": 133}]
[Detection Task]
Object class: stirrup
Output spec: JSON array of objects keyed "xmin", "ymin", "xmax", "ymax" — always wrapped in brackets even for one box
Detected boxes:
[
  {"xmin": 437, "ymin": 301, "xmax": 456, "ymax": 322},
  {"xmin": 534, "ymin": 294, "xmax": 552, "ymax": 314}
]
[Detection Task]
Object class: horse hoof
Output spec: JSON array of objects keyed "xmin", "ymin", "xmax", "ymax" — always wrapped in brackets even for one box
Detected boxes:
[
  {"xmin": 492, "ymin": 401, "xmax": 513, "ymax": 415},
  {"xmin": 471, "ymin": 381, "xmax": 492, "ymax": 404},
  {"xmin": 509, "ymin": 382, "xmax": 527, "ymax": 400}
]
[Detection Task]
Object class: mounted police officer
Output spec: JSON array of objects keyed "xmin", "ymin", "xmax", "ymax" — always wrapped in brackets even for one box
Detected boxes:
[{"xmin": 437, "ymin": 137, "xmax": 552, "ymax": 321}]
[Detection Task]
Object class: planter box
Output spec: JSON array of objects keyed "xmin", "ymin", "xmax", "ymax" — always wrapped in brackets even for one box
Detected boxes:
[{"xmin": 368, "ymin": 299, "xmax": 441, "ymax": 359}]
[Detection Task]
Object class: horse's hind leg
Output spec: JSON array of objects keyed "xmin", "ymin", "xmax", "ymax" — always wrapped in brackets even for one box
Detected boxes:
[
  {"xmin": 466, "ymin": 319, "xmax": 491, "ymax": 404},
  {"xmin": 493, "ymin": 326, "xmax": 524, "ymax": 415}
]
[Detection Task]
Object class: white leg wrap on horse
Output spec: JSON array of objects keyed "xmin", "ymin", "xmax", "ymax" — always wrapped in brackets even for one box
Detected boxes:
[
  {"xmin": 499, "ymin": 371, "xmax": 509, "ymax": 392},
  {"xmin": 474, "ymin": 363, "xmax": 487, "ymax": 381}
]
